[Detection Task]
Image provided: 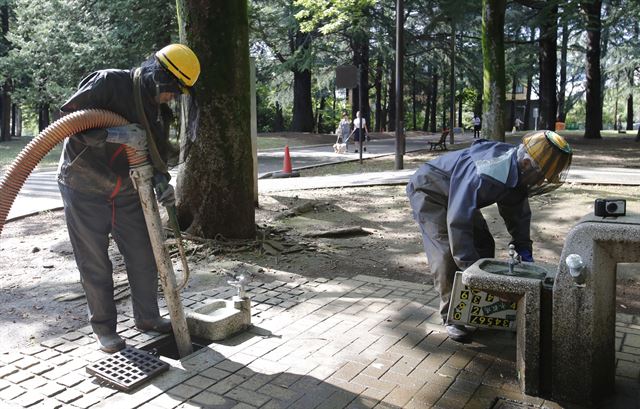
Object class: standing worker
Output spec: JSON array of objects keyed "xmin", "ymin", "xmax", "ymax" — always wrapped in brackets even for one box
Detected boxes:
[
  {"xmin": 406, "ymin": 131, "xmax": 572, "ymax": 341},
  {"xmin": 57, "ymin": 44, "xmax": 201, "ymax": 353}
]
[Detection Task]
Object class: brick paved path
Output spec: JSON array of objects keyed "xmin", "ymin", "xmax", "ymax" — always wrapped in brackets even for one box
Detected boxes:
[{"xmin": 0, "ymin": 275, "xmax": 638, "ymax": 408}]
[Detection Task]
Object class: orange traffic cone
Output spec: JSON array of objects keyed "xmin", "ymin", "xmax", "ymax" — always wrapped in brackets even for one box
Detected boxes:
[
  {"xmin": 282, "ymin": 145, "xmax": 293, "ymax": 174},
  {"xmin": 271, "ymin": 145, "xmax": 299, "ymax": 178}
]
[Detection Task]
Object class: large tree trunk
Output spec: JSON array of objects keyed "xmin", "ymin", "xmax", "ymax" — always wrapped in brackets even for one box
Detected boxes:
[
  {"xmin": 582, "ymin": 0, "xmax": 602, "ymax": 139},
  {"xmin": 558, "ymin": 14, "xmax": 569, "ymax": 122},
  {"xmin": 538, "ymin": 2, "xmax": 558, "ymax": 131},
  {"xmin": 38, "ymin": 103, "xmax": 50, "ymax": 132},
  {"xmin": 0, "ymin": 4, "xmax": 10, "ymax": 142},
  {"xmin": 374, "ymin": 57, "xmax": 383, "ymax": 132},
  {"xmin": 291, "ymin": 66, "xmax": 314, "ymax": 131},
  {"xmin": 352, "ymin": 33, "xmax": 370, "ymax": 127},
  {"xmin": 481, "ymin": 0, "xmax": 507, "ymax": 140},
  {"xmin": 0, "ymin": 87, "xmax": 10, "ymax": 142},
  {"xmin": 411, "ymin": 60, "xmax": 417, "ymax": 130},
  {"xmin": 176, "ymin": 0, "xmax": 255, "ymax": 239},
  {"xmin": 387, "ymin": 66, "xmax": 396, "ymax": 132}
]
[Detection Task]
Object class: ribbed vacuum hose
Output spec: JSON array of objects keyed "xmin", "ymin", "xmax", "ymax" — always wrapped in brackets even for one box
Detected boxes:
[{"xmin": 0, "ymin": 109, "xmax": 129, "ymax": 237}]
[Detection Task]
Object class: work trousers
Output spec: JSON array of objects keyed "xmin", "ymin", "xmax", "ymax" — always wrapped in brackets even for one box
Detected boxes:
[
  {"xmin": 59, "ymin": 184, "xmax": 160, "ymax": 336},
  {"xmin": 410, "ymin": 198, "xmax": 495, "ymax": 322}
]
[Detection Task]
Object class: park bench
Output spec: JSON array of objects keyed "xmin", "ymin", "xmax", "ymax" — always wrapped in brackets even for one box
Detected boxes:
[{"xmin": 428, "ymin": 130, "xmax": 448, "ymax": 151}]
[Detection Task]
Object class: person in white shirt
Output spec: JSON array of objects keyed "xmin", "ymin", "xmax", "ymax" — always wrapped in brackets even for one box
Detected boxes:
[
  {"xmin": 472, "ymin": 115, "xmax": 481, "ymax": 138},
  {"xmin": 348, "ymin": 111, "xmax": 369, "ymax": 152}
]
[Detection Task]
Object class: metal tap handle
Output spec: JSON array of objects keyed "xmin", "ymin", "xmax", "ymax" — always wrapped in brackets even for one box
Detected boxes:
[
  {"xmin": 508, "ymin": 244, "xmax": 520, "ymax": 263},
  {"xmin": 228, "ymin": 274, "xmax": 249, "ymax": 298}
]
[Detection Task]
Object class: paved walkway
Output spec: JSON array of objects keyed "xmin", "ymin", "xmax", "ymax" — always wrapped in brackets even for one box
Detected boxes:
[{"xmin": 0, "ymin": 275, "xmax": 638, "ymax": 408}]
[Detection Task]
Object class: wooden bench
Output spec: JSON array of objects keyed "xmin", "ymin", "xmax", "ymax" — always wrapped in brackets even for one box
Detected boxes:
[{"xmin": 428, "ymin": 130, "xmax": 449, "ymax": 151}]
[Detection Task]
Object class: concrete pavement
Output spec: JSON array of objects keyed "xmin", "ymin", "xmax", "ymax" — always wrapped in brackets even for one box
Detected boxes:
[{"xmin": 0, "ymin": 275, "xmax": 637, "ymax": 408}]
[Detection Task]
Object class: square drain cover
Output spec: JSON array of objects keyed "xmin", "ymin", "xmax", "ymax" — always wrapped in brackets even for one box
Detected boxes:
[
  {"xmin": 86, "ymin": 347, "xmax": 169, "ymax": 391},
  {"xmin": 490, "ymin": 397, "xmax": 537, "ymax": 409}
]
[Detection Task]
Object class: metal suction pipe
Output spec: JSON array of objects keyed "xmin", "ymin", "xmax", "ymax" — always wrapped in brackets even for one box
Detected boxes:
[{"xmin": 127, "ymin": 157, "xmax": 193, "ymax": 357}]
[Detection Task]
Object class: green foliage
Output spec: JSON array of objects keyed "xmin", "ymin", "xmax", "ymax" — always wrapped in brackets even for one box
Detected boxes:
[{"xmin": 1, "ymin": 0, "xmax": 175, "ymax": 107}]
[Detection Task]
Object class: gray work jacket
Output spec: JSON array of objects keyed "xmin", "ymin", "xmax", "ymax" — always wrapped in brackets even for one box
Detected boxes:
[{"xmin": 57, "ymin": 69, "xmax": 166, "ymax": 198}]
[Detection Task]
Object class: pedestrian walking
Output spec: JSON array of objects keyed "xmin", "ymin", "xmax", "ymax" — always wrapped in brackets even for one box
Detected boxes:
[{"xmin": 472, "ymin": 115, "xmax": 481, "ymax": 138}]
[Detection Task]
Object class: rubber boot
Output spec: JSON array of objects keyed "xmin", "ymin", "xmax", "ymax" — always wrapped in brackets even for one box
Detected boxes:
[
  {"xmin": 135, "ymin": 317, "xmax": 172, "ymax": 333},
  {"xmin": 95, "ymin": 333, "xmax": 126, "ymax": 353}
]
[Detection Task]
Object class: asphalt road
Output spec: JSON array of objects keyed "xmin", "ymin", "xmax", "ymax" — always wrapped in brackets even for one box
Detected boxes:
[{"xmin": 5, "ymin": 134, "xmax": 640, "ymax": 221}]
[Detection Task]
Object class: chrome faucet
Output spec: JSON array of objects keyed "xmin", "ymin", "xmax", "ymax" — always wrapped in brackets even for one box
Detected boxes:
[
  {"xmin": 228, "ymin": 274, "xmax": 250, "ymax": 298},
  {"xmin": 507, "ymin": 244, "xmax": 521, "ymax": 274}
]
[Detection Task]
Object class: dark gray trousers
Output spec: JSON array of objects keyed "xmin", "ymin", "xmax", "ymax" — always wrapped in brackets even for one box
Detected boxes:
[
  {"xmin": 411, "ymin": 198, "xmax": 495, "ymax": 322},
  {"xmin": 59, "ymin": 183, "xmax": 160, "ymax": 336}
]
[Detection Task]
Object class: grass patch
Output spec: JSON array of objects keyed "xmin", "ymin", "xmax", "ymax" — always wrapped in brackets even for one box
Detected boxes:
[{"xmin": 0, "ymin": 138, "xmax": 62, "ymax": 174}]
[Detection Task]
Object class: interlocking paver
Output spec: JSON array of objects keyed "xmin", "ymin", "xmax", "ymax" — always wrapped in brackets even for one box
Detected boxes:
[{"xmin": 0, "ymin": 384, "xmax": 27, "ymax": 400}]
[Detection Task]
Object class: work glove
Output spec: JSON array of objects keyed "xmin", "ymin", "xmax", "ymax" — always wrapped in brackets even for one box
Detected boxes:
[
  {"xmin": 156, "ymin": 183, "xmax": 175, "ymax": 208},
  {"xmin": 106, "ymin": 124, "xmax": 148, "ymax": 152},
  {"xmin": 518, "ymin": 249, "xmax": 534, "ymax": 263}
]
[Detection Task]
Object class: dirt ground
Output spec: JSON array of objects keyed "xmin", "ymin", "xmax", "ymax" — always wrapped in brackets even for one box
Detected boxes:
[{"xmin": 1, "ymin": 133, "xmax": 639, "ymax": 351}]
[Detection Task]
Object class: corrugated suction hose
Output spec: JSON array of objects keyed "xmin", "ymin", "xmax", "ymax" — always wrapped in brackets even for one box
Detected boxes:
[{"xmin": 0, "ymin": 109, "xmax": 131, "ymax": 237}]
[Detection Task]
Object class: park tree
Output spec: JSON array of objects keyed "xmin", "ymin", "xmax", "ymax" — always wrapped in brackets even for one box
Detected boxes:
[
  {"xmin": 0, "ymin": 0, "xmax": 12, "ymax": 141},
  {"xmin": 4, "ymin": 0, "xmax": 174, "ymax": 131},
  {"xmin": 581, "ymin": 0, "xmax": 602, "ymax": 139},
  {"xmin": 481, "ymin": 0, "xmax": 506, "ymax": 140},
  {"xmin": 251, "ymin": 0, "xmax": 316, "ymax": 132},
  {"xmin": 175, "ymin": 0, "xmax": 255, "ymax": 239}
]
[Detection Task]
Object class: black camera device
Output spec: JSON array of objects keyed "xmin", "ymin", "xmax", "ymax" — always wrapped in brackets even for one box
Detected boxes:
[{"xmin": 594, "ymin": 198, "xmax": 626, "ymax": 217}]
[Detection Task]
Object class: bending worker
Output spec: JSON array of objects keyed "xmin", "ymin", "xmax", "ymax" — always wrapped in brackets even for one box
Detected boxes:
[
  {"xmin": 57, "ymin": 44, "xmax": 201, "ymax": 353},
  {"xmin": 406, "ymin": 131, "xmax": 572, "ymax": 342}
]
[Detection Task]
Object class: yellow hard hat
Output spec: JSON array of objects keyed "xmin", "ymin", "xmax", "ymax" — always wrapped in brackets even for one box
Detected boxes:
[
  {"xmin": 155, "ymin": 44, "xmax": 201, "ymax": 89},
  {"xmin": 521, "ymin": 130, "xmax": 572, "ymax": 183}
]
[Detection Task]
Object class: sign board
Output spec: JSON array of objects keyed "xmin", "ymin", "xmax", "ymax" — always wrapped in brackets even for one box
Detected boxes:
[
  {"xmin": 336, "ymin": 65, "xmax": 358, "ymax": 89},
  {"xmin": 446, "ymin": 271, "xmax": 517, "ymax": 331},
  {"xmin": 532, "ymin": 108, "xmax": 539, "ymax": 118}
]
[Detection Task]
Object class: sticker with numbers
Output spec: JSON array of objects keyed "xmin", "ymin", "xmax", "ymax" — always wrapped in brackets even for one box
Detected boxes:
[{"xmin": 446, "ymin": 271, "xmax": 517, "ymax": 331}]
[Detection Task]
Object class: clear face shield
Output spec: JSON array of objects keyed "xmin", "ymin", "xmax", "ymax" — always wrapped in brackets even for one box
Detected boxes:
[
  {"xmin": 516, "ymin": 141, "xmax": 571, "ymax": 197},
  {"xmin": 146, "ymin": 62, "xmax": 200, "ymax": 168}
]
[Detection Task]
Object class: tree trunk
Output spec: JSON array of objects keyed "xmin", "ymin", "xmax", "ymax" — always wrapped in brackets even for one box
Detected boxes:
[
  {"xmin": 291, "ymin": 67, "xmax": 314, "ymax": 132},
  {"xmin": 582, "ymin": 0, "xmax": 602, "ymax": 139},
  {"xmin": 315, "ymin": 96, "xmax": 326, "ymax": 133},
  {"xmin": 411, "ymin": 60, "xmax": 417, "ymax": 130},
  {"xmin": 273, "ymin": 101, "xmax": 284, "ymax": 132},
  {"xmin": 38, "ymin": 103, "xmax": 50, "ymax": 132},
  {"xmin": 176, "ymin": 0, "xmax": 255, "ymax": 239},
  {"xmin": 558, "ymin": 15, "xmax": 569, "ymax": 122},
  {"xmin": 374, "ymin": 57, "xmax": 383, "ymax": 132},
  {"xmin": 627, "ymin": 70, "xmax": 634, "ymax": 130},
  {"xmin": 481, "ymin": 0, "xmax": 507, "ymax": 140},
  {"xmin": 388, "ymin": 66, "xmax": 396, "ymax": 131},
  {"xmin": 0, "ymin": 88, "xmax": 10, "ymax": 141},
  {"xmin": 538, "ymin": 2, "xmax": 558, "ymax": 131},
  {"xmin": 441, "ymin": 68, "xmax": 447, "ymax": 129},
  {"xmin": 423, "ymin": 88, "xmax": 431, "ymax": 131},
  {"xmin": 510, "ymin": 74, "xmax": 517, "ymax": 132},
  {"xmin": 352, "ymin": 33, "xmax": 370, "ymax": 127},
  {"xmin": 429, "ymin": 71, "xmax": 438, "ymax": 133},
  {"xmin": 524, "ymin": 73, "xmax": 533, "ymax": 130},
  {"xmin": 13, "ymin": 104, "xmax": 21, "ymax": 137}
]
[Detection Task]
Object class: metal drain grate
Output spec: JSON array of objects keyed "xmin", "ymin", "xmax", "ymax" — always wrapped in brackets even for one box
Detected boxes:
[
  {"xmin": 86, "ymin": 347, "xmax": 169, "ymax": 391},
  {"xmin": 489, "ymin": 397, "xmax": 537, "ymax": 409}
]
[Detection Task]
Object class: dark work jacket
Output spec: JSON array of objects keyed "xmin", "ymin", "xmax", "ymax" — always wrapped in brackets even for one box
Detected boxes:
[
  {"xmin": 57, "ymin": 69, "xmax": 165, "ymax": 198},
  {"xmin": 406, "ymin": 139, "xmax": 532, "ymax": 270}
]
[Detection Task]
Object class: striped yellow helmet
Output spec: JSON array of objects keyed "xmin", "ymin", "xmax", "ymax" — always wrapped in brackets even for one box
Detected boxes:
[
  {"xmin": 155, "ymin": 44, "xmax": 201, "ymax": 89},
  {"xmin": 521, "ymin": 130, "xmax": 572, "ymax": 192}
]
